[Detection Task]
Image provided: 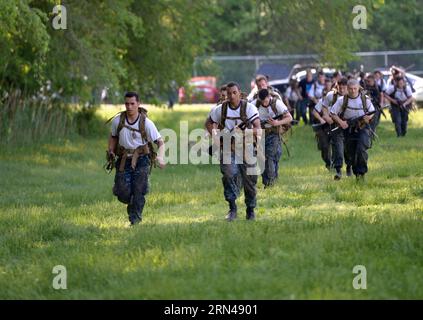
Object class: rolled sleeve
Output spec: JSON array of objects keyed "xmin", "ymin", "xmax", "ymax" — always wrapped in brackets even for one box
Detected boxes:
[
  {"xmin": 330, "ymin": 98, "xmax": 342, "ymax": 115},
  {"xmin": 366, "ymin": 98, "xmax": 375, "ymax": 113},
  {"xmin": 210, "ymin": 105, "xmax": 222, "ymax": 124},
  {"xmin": 110, "ymin": 116, "xmax": 120, "ymax": 137}
]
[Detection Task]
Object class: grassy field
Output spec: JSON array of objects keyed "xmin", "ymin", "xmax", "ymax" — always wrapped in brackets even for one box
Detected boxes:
[{"xmin": 0, "ymin": 105, "xmax": 422, "ymax": 299}]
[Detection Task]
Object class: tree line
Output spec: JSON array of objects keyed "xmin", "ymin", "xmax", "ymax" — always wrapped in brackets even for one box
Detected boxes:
[{"xmin": 0, "ymin": 0, "xmax": 421, "ymax": 103}]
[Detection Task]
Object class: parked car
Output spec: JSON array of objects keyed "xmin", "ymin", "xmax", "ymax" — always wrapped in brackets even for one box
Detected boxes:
[
  {"xmin": 256, "ymin": 63, "xmax": 337, "ymax": 95},
  {"xmin": 293, "ymin": 66, "xmax": 337, "ymax": 82},
  {"xmin": 178, "ymin": 76, "xmax": 219, "ymax": 104},
  {"xmin": 255, "ymin": 63, "xmax": 300, "ymax": 95}
]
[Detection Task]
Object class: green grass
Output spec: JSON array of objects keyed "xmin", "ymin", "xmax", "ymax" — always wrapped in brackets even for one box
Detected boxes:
[{"xmin": 0, "ymin": 105, "xmax": 422, "ymax": 299}]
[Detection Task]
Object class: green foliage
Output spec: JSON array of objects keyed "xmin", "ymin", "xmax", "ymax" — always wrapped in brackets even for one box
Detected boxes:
[
  {"xmin": 0, "ymin": 0, "xmax": 215, "ymax": 102},
  {"xmin": 74, "ymin": 105, "xmax": 108, "ymax": 138},
  {"xmin": 123, "ymin": 0, "xmax": 215, "ymax": 97},
  {"xmin": 204, "ymin": 0, "xmax": 422, "ymax": 67},
  {"xmin": 0, "ymin": 0, "xmax": 50, "ymax": 91},
  {"xmin": 205, "ymin": 0, "xmax": 367, "ymax": 67},
  {"xmin": 1, "ymin": 0, "xmax": 421, "ymax": 103},
  {"xmin": 362, "ymin": 0, "xmax": 423, "ymax": 51}
]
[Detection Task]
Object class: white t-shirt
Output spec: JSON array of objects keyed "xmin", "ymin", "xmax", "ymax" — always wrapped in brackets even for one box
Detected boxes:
[
  {"xmin": 314, "ymin": 99, "xmax": 324, "ymax": 113},
  {"xmin": 247, "ymin": 87, "xmax": 258, "ymax": 102},
  {"xmin": 376, "ymin": 78, "xmax": 387, "ymax": 92},
  {"xmin": 211, "ymin": 102, "xmax": 259, "ymax": 131},
  {"xmin": 111, "ymin": 114, "xmax": 161, "ymax": 149},
  {"xmin": 309, "ymin": 82, "xmax": 326, "ymax": 99},
  {"xmin": 322, "ymin": 91, "xmax": 341, "ymax": 109},
  {"xmin": 208, "ymin": 104, "xmax": 220, "ymax": 117},
  {"xmin": 330, "ymin": 95, "xmax": 375, "ymax": 120},
  {"xmin": 385, "ymin": 85, "xmax": 413, "ymax": 102},
  {"xmin": 315, "ymin": 89, "xmax": 340, "ymax": 113},
  {"xmin": 285, "ymin": 87, "xmax": 300, "ymax": 102},
  {"xmin": 252, "ymin": 98, "xmax": 289, "ymax": 128}
]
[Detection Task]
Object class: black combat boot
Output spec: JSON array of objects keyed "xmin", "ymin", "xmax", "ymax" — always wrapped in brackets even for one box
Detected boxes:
[
  {"xmin": 334, "ymin": 167, "xmax": 342, "ymax": 180},
  {"xmin": 356, "ymin": 174, "xmax": 365, "ymax": 182},
  {"xmin": 225, "ymin": 201, "xmax": 237, "ymax": 222},
  {"xmin": 246, "ymin": 207, "xmax": 256, "ymax": 221}
]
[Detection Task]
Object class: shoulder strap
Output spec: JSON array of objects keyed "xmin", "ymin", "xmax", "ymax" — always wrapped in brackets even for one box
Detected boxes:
[
  {"xmin": 341, "ymin": 95, "xmax": 348, "ymax": 112},
  {"xmin": 138, "ymin": 111, "xmax": 148, "ymax": 142},
  {"xmin": 113, "ymin": 107, "xmax": 148, "ymax": 136},
  {"xmin": 240, "ymin": 99, "xmax": 247, "ymax": 123},
  {"xmin": 220, "ymin": 101, "xmax": 228, "ymax": 129},
  {"xmin": 331, "ymin": 92, "xmax": 338, "ymax": 106},
  {"xmin": 361, "ymin": 93, "xmax": 368, "ymax": 113},
  {"xmin": 255, "ymin": 99, "xmax": 261, "ymax": 109},
  {"xmin": 340, "ymin": 95, "xmax": 348, "ymax": 119},
  {"xmin": 269, "ymin": 88, "xmax": 281, "ymax": 100},
  {"xmin": 391, "ymin": 86, "xmax": 397, "ymax": 98},
  {"xmin": 270, "ymin": 98, "xmax": 278, "ymax": 116},
  {"xmin": 117, "ymin": 111, "xmax": 127, "ymax": 136}
]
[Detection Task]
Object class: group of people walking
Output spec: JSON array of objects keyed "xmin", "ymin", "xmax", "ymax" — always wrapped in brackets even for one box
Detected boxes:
[{"xmin": 106, "ymin": 66, "xmax": 416, "ymax": 225}]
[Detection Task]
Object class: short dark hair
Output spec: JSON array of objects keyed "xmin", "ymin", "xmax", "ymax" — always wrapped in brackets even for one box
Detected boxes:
[
  {"xmin": 220, "ymin": 85, "xmax": 227, "ymax": 92},
  {"xmin": 338, "ymin": 77, "xmax": 348, "ymax": 86},
  {"xmin": 258, "ymin": 88, "xmax": 269, "ymax": 100},
  {"xmin": 226, "ymin": 82, "xmax": 241, "ymax": 91},
  {"xmin": 318, "ymin": 71, "xmax": 325, "ymax": 77},
  {"xmin": 125, "ymin": 91, "xmax": 139, "ymax": 101}
]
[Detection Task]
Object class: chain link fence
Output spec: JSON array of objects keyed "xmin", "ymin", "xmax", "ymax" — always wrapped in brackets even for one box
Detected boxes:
[{"xmin": 194, "ymin": 50, "xmax": 423, "ymax": 90}]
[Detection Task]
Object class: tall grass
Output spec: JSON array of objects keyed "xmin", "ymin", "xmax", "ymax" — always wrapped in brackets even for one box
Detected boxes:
[{"xmin": 0, "ymin": 91, "xmax": 106, "ymax": 146}]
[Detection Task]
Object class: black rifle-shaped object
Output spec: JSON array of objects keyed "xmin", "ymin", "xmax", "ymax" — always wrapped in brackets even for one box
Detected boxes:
[
  {"xmin": 311, "ymin": 122, "xmax": 329, "ymax": 132},
  {"xmin": 376, "ymin": 104, "xmax": 387, "ymax": 119},
  {"xmin": 208, "ymin": 114, "xmax": 258, "ymax": 156},
  {"xmin": 392, "ymin": 100, "xmax": 413, "ymax": 111},
  {"xmin": 260, "ymin": 116, "xmax": 298, "ymax": 128},
  {"xmin": 331, "ymin": 110, "xmax": 377, "ymax": 134},
  {"xmin": 331, "ymin": 103, "xmax": 390, "ymax": 134},
  {"xmin": 260, "ymin": 115, "xmax": 296, "ymax": 157},
  {"xmin": 103, "ymin": 151, "xmax": 117, "ymax": 174}
]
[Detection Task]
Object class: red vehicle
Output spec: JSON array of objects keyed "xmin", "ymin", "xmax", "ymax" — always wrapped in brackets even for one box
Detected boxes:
[{"xmin": 178, "ymin": 76, "xmax": 219, "ymax": 104}]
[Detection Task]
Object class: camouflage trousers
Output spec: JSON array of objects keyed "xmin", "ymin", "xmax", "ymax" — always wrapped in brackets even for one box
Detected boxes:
[
  {"xmin": 262, "ymin": 132, "xmax": 282, "ymax": 187},
  {"xmin": 370, "ymin": 109, "xmax": 381, "ymax": 133},
  {"xmin": 344, "ymin": 125, "xmax": 372, "ymax": 176},
  {"xmin": 330, "ymin": 129, "xmax": 345, "ymax": 170},
  {"xmin": 220, "ymin": 153, "xmax": 257, "ymax": 209},
  {"xmin": 113, "ymin": 155, "xmax": 150, "ymax": 224},
  {"xmin": 315, "ymin": 124, "xmax": 332, "ymax": 168},
  {"xmin": 391, "ymin": 106, "xmax": 409, "ymax": 137}
]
